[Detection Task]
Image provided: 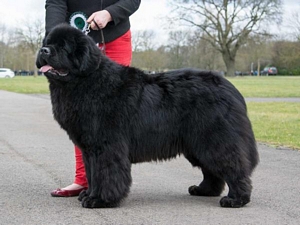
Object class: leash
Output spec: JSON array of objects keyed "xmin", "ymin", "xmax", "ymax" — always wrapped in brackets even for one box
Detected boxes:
[{"xmin": 85, "ymin": 19, "xmax": 106, "ymax": 55}]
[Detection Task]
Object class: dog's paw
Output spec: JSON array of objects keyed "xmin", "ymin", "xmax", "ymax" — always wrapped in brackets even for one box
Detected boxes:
[
  {"xmin": 81, "ymin": 196, "xmax": 120, "ymax": 208},
  {"xmin": 219, "ymin": 196, "xmax": 249, "ymax": 208},
  {"xmin": 188, "ymin": 185, "xmax": 221, "ymax": 196},
  {"xmin": 188, "ymin": 185, "xmax": 200, "ymax": 195},
  {"xmin": 78, "ymin": 189, "xmax": 89, "ymax": 202}
]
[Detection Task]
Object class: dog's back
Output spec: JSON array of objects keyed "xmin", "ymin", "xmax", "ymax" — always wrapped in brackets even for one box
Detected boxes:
[{"xmin": 127, "ymin": 68, "xmax": 257, "ymax": 166}]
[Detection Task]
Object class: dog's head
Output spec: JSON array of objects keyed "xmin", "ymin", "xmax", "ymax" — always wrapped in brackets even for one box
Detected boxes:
[{"xmin": 36, "ymin": 24, "xmax": 101, "ymax": 80}]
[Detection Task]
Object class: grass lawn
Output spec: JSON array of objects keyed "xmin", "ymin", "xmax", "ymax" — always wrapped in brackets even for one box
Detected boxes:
[
  {"xmin": 0, "ymin": 75, "xmax": 299, "ymax": 149},
  {"xmin": 227, "ymin": 76, "xmax": 300, "ymax": 97},
  {"xmin": 0, "ymin": 76, "xmax": 49, "ymax": 94},
  {"xmin": 248, "ymin": 102, "xmax": 300, "ymax": 150}
]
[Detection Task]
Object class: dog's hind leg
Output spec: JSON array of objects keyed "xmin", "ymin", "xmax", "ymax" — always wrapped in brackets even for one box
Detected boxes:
[
  {"xmin": 202, "ymin": 152, "xmax": 253, "ymax": 208},
  {"xmin": 219, "ymin": 175, "xmax": 252, "ymax": 208},
  {"xmin": 184, "ymin": 154, "xmax": 225, "ymax": 196},
  {"xmin": 185, "ymin": 153, "xmax": 252, "ymax": 207},
  {"xmin": 217, "ymin": 145, "xmax": 255, "ymax": 207},
  {"xmin": 188, "ymin": 167, "xmax": 225, "ymax": 197}
]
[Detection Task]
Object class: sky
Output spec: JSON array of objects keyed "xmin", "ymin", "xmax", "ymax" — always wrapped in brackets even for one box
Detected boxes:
[
  {"xmin": 0, "ymin": 0, "xmax": 299, "ymax": 44},
  {"xmin": 0, "ymin": 0, "xmax": 169, "ymax": 36}
]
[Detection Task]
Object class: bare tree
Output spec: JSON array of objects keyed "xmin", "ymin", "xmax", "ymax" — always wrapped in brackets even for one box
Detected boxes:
[
  {"xmin": 0, "ymin": 24, "xmax": 19, "ymax": 68},
  {"xmin": 167, "ymin": 30, "xmax": 189, "ymax": 68},
  {"xmin": 132, "ymin": 30, "xmax": 156, "ymax": 52},
  {"xmin": 186, "ymin": 31, "xmax": 224, "ymax": 70},
  {"xmin": 235, "ymin": 34, "xmax": 273, "ymax": 74},
  {"xmin": 0, "ymin": 24, "xmax": 7, "ymax": 67},
  {"xmin": 132, "ymin": 30, "xmax": 168, "ymax": 71},
  {"xmin": 16, "ymin": 18, "xmax": 44, "ymax": 75},
  {"xmin": 168, "ymin": 0, "xmax": 282, "ymax": 76},
  {"xmin": 273, "ymin": 40, "xmax": 300, "ymax": 74},
  {"xmin": 288, "ymin": 11, "xmax": 300, "ymax": 41}
]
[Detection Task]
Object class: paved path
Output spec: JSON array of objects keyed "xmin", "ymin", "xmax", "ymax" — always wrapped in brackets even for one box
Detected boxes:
[{"xmin": 0, "ymin": 90, "xmax": 299, "ymax": 225}]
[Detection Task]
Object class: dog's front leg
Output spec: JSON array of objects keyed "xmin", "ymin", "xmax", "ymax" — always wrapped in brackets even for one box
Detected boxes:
[
  {"xmin": 78, "ymin": 150, "xmax": 92, "ymax": 202},
  {"xmin": 79, "ymin": 144, "xmax": 132, "ymax": 208}
]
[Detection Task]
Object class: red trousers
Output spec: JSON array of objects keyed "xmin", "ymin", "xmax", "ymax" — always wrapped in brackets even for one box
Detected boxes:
[{"xmin": 74, "ymin": 30, "xmax": 132, "ymax": 187}]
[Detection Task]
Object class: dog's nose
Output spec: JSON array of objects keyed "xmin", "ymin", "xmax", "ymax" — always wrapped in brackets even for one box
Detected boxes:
[{"xmin": 40, "ymin": 47, "xmax": 51, "ymax": 55}]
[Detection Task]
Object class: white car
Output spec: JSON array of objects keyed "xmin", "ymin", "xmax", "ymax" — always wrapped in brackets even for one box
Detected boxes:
[{"xmin": 0, "ymin": 68, "xmax": 15, "ymax": 78}]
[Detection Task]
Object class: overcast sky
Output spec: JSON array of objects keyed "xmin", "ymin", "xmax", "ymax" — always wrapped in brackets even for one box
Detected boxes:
[
  {"xmin": 0, "ymin": 0, "xmax": 299, "ymax": 44},
  {"xmin": 0, "ymin": 0, "xmax": 169, "ymax": 31}
]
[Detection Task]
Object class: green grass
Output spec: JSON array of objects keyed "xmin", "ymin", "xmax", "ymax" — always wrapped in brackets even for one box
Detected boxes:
[
  {"xmin": 0, "ymin": 76, "xmax": 49, "ymax": 94},
  {"xmin": 227, "ymin": 76, "xmax": 300, "ymax": 97},
  {"xmin": 229, "ymin": 76, "xmax": 300, "ymax": 150},
  {"xmin": 0, "ymin": 76, "xmax": 300, "ymax": 149},
  {"xmin": 248, "ymin": 102, "xmax": 300, "ymax": 150},
  {"xmin": 1, "ymin": 75, "xmax": 300, "ymax": 96}
]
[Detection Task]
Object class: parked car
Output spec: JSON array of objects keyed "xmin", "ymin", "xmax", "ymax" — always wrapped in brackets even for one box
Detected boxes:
[
  {"xmin": 235, "ymin": 71, "xmax": 250, "ymax": 76},
  {"xmin": 0, "ymin": 68, "xmax": 15, "ymax": 78},
  {"xmin": 261, "ymin": 67, "xmax": 278, "ymax": 75},
  {"xmin": 235, "ymin": 71, "xmax": 242, "ymax": 76}
]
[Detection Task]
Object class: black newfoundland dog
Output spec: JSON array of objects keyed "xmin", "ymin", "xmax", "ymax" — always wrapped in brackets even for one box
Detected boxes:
[{"xmin": 36, "ymin": 24, "xmax": 259, "ymax": 209}]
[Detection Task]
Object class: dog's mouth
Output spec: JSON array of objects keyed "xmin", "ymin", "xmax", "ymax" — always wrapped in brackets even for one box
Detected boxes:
[{"xmin": 40, "ymin": 65, "xmax": 69, "ymax": 76}]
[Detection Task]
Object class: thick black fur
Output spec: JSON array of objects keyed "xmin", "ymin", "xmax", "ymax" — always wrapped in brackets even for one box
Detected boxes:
[{"xmin": 36, "ymin": 24, "xmax": 259, "ymax": 209}]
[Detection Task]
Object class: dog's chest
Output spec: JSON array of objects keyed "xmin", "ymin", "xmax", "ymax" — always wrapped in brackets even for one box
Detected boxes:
[{"xmin": 50, "ymin": 88, "xmax": 78, "ymax": 125}]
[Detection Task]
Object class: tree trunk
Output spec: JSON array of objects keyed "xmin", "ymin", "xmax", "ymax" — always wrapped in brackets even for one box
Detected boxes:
[{"xmin": 222, "ymin": 53, "xmax": 236, "ymax": 77}]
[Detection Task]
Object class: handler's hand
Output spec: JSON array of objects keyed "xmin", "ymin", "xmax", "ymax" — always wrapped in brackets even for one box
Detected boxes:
[{"xmin": 87, "ymin": 10, "xmax": 112, "ymax": 30}]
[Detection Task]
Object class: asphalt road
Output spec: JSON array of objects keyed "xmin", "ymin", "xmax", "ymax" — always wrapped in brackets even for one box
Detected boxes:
[{"xmin": 0, "ymin": 90, "xmax": 299, "ymax": 225}]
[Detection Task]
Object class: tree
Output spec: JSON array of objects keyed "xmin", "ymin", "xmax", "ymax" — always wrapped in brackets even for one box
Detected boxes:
[
  {"xmin": 235, "ymin": 34, "xmax": 273, "ymax": 74},
  {"xmin": 0, "ymin": 24, "xmax": 7, "ymax": 67},
  {"xmin": 288, "ymin": 11, "xmax": 300, "ymax": 41},
  {"xmin": 0, "ymin": 24, "xmax": 16, "ymax": 68},
  {"xmin": 167, "ymin": 30, "xmax": 189, "ymax": 69},
  {"xmin": 16, "ymin": 19, "xmax": 44, "ymax": 75},
  {"xmin": 168, "ymin": 0, "xmax": 282, "ymax": 76},
  {"xmin": 186, "ymin": 31, "xmax": 224, "ymax": 70},
  {"xmin": 132, "ymin": 30, "xmax": 168, "ymax": 71},
  {"xmin": 132, "ymin": 30, "xmax": 156, "ymax": 52},
  {"xmin": 272, "ymin": 41, "xmax": 300, "ymax": 75}
]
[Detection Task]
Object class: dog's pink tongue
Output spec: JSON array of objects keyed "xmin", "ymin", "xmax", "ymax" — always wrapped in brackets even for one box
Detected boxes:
[{"xmin": 40, "ymin": 65, "xmax": 53, "ymax": 73}]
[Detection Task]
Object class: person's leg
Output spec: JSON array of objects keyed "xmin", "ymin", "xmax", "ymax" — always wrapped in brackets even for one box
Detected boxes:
[
  {"xmin": 50, "ymin": 146, "xmax": 88, "ymax": 197},
  {"xmin": 73, "ymin": 145, "xmax": 88, "ymax": 187}
]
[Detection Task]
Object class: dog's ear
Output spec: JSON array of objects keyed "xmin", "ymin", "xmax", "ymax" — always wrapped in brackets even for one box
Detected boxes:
[{"xmin": 76, "ymin": 35, "xmax": 102, "ymax": 75}]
